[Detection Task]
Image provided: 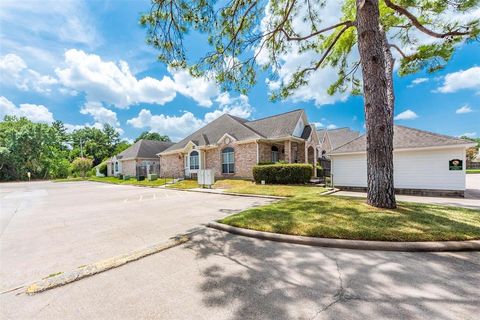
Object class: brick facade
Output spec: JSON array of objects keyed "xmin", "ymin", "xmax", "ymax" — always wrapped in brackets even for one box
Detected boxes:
[
  {"xmin": 160, "ymin": 153, "xmax": 184, "ymax": 177},
  {"xmin": 204, "ymin": 141, "xmax": 257, "ymax": 179}
]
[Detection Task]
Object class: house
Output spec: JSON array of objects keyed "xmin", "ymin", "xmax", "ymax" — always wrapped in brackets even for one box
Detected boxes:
[
  {"xmin": 329, "ymin": 125, "xmax": 476, "ymax": 197},
  {"xmin": 317, "ymin": 127, "xmax": 361, "ymax": 159},
  {"xmin": 159, "ymin": 109, "xmax": 319, "ymax": 179},
  {"xmin": 107, "ymin": 139, "xmax": 174, "ymax": 178}
]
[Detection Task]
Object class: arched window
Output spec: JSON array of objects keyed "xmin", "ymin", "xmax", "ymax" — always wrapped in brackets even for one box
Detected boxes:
[
  {"xmin": 115, "ymin": 162, "xmax": 118, "ymax": 172},
  {"xmin": 222, "ymin": 147, "xmax": 234, "ymax": 174},
  {"xmin": 189, "ymin": 150, "xmax": 199, "ymax": 170},
  {"xmin": 271, "ymin": 146, "xmax": 279, "ymax": 163}
]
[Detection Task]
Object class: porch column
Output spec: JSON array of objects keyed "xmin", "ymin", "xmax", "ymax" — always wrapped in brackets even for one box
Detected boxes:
[
  {"xmin": 284, "ymin": 140, "xmax": 291, "ymax": 163},
  {"xmin": 304, "ymin": 144, "xmax": 308, "ymax": 164},
  {"xmin": 313, "ymin": 146, "xmax": 318, "ymax": 178}
]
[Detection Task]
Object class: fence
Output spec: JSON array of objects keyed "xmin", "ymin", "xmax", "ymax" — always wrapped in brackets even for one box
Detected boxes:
[{"xmin": 135, "ymin": 163, "xmax": 160, "ymax": 179}]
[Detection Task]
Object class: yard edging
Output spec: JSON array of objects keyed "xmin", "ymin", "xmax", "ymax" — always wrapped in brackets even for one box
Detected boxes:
[
  {"xmin": 208, "ymin": 222, "xmax": 480, "ymax": 252},
  {"xmin": 168, "ymin": 187, "xmax": 287, "ymax": 199},
  {"xmin": 25, "ymin": 235, "xmax": 190, "ymax": 295}
]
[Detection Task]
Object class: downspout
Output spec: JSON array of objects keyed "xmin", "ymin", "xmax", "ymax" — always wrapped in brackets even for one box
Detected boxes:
[{"xmin": 256, "ymin": 140, "xmax": 259, "ymax": 164}]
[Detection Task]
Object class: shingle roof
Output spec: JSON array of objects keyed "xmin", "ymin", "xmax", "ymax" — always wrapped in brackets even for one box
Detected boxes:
[
  {"xmin": 329, "ymin": 125, "xmax": 474, "ymax": 154},
  {"xmin": 243, "ymin": 109, "xmax": 304, "ymax": 138},
  {"xmin": 117, "ymin": 139, "xmax": 174, "ymax": 159},
  {"xmin": 162, "ymin": 109, "xmax": 305, "ymax": 153},
  {"xmin": 327, "ymin": 128, "xmax": 361, "ymax": 149}
]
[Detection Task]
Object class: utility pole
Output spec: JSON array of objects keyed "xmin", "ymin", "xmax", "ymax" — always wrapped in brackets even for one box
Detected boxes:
[{"xmin": 80, "ymin": 137, "xmax": 84, "ymax": 158}]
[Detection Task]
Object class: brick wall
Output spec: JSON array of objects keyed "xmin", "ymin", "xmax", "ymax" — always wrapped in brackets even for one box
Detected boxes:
[
  {"xmin": 205, "ymin": 141, "xmax": 257, "ymax": 179},
  {"xmin": 160, "ymin": 153, "xmax": 184, "ymax": 177},
  {"xmin": 121, "ymin": 160, "xmax": 136, "ymax": 176}
]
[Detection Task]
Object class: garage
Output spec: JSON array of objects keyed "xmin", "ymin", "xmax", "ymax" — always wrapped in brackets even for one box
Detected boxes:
[{"xmin": 329, "ymin": 125, "xmax": 476, "ymax": 197}]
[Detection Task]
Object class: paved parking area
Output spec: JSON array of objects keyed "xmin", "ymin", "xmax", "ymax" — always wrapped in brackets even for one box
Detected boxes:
[
  {"xmin": 2, "ymin": 228, "xmax": 479, "ymax": 320},
  {"xmin": 0, "ymin": 181, "xmax": 273, "ymax": 292}
]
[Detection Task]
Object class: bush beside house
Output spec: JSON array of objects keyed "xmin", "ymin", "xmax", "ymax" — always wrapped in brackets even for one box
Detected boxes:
[{"xmin": 253, "ymin": 163, "xmax": 313, "ymax": 184}]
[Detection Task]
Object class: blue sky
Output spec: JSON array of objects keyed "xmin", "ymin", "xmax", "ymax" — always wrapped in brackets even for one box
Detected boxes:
[{"xmin": 0, "ymin": 0, "xmax": 479, "ymax": 142}]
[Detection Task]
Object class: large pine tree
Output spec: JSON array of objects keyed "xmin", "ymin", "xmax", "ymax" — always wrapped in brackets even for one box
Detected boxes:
[{"xmin": 141, "ymin": 0, "xmax": 479, "ymax": 208}]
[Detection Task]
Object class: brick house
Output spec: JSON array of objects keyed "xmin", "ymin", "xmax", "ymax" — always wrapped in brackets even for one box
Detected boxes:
[
  {"xmin": 107, "ymin": 139, "xmax": 174, "ymax": 177},
  {"xmin": 159, "ymin": 109, "xmax": 319, "ymax": 179}
]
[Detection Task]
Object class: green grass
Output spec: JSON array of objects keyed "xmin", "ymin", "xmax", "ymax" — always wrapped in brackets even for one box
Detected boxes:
[
  {"xmin": 166, "ymin": 179, "xmax": 199, "ymax": 190},
  {"xmin": 167, "ymin": 179, "xmax": 328, "ymax": 197},
  {"xmin": 467, "ymin": 169, "xmax": 480, "ymax": 174},
  {"xmin": 88, "ymin": 176, "xmax": 172, "ymax": 187},
  {"xmin": 214, "ymin": 179, "xmax": 327, "ymax": 197},
  {"xmin": 220, "ymin": 194, "xmax": 480, "ymax": 241}
]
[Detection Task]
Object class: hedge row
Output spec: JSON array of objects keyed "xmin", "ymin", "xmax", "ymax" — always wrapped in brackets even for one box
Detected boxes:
[{"xmin": 253, "ymin": 163, "xmax": 313, "ymax": 184}]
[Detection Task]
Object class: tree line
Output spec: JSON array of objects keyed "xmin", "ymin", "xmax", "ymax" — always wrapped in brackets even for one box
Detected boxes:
[{"xmin": 0, "ymin": 116, "xmax": 170, "ymax": 181}]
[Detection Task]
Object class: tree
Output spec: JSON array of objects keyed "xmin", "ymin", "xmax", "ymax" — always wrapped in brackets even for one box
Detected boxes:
[
  {"xmin": 134, "ymin": 131, "xmax": 171, "ymax": 142},
  {"xmin": 461, "ymin": 136, "xmax": 480, "ymax": 161},
  {"xmin": 69, "ymin": 124, "xmax": 121, "ymax": 166},
  {"xmin": 71, "ymin": 157, "xmax": 93, "ymax": 178},
  {"xmin": 113, "ymin": 140, "xmax": 132, "ymax": 155},
  {"xmin": 141, "ymin": 0, "xmax": 479, "ymax": 208}
]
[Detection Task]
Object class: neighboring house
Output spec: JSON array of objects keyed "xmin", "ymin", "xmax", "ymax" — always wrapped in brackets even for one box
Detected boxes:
[
  {"xmin": 329, "ymin": 125, "xmax": 476, "ymax": 197},
  {"xmin": 159, "ymin": 109, "xmax": 319, "ymax": 179},
  {"xmin": 317, "ymin": 127, "xmax": 361, "ymax": 159},
  {"xmin": 107, "ymin": 139, "xmax": 174, "ymax": 177}
]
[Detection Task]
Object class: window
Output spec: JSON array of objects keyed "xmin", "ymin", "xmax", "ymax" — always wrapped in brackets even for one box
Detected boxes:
[
  {"xmin": 115, "ymin": 162, "xmax": 118, "ymax": 172},
  {"xmin": 189, "ymin": 150, "xmax": 199, "ymax": 170},
  {"xmin": 222, "ymin": 147, "xmax": 234, "ymax": 174},
  {"xmin": 271, "ymin": 146, "xmax": 279, "ymax": 163}
]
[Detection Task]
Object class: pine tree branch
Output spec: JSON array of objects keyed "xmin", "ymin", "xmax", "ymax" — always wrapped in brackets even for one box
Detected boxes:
[
  {"xmin": 281, "ymin": 21, "xmax": 354, "ymax": 41},
  {"xmin": 388, "ymin": 44, "xmax": 407, "ymax": 59},
  {"xmin": 384, "ymin": 0, "xmax": 471, "ymax": 38}
]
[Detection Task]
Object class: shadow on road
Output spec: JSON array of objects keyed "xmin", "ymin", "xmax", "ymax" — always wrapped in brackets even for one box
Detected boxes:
[{"xmin": 183, "ymin": 229, "xmax": 480, "ymax": 319}]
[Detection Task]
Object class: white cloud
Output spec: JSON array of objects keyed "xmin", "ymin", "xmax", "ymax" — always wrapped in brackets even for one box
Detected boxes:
[
  {"xmin": 80, "ymin": 102, "xmax": 119, "ymax": 127},
  {"xmin": 56, "ymin": 49, "xmax": 177, "ymax": 109},
  {"xmin": 169, "ymin": 67, "xmax": 219, "ymax": 107},
  {"xmin": 461, "ymin": 132, "xmax": 477, "ymax": 138},
  {"xmin": 312, "ymin": 122, "xmax": 324, "ymax": 128},
  {"xmin": 327, "ymin": 124, "xmax": 338, "ymax": 129},
  {"xmin": 127, "ymin": 109, "xmax": 205, "ymax": 141},
  {"xmin": 408, "ymin": 77, "xmax": 428, "ymax": 87},
  {"xmin": 204, "ymin": 93, "xmax": 253, "ymax": 122},
  {"xmin": 437, "ymin": 67, "xmax": 480, "ymax": 93},
  {"xmin": 128, "ymin": 94, "xmax": 254, "ymax": 140},
  {"xmin": 0, "ymin": 53, "xmax": 58, "ymax": 93},
  {"xmin": 258, "ymin": 1, "xmax": 351, "ymax": 106},
  {"xmin": 0, "ymin": 96, "xmax": 54, "ymax": 123},
  {"xmin": 456, "ymin": 105, "xmax": 473, "ymax": 114},
  {"xmin": 394, "ymin": 109, "xmax": 418, "ymax": 120},
  {"xmin": 55, "ymin": 50, "xmax": 221, "ymax": 109}
]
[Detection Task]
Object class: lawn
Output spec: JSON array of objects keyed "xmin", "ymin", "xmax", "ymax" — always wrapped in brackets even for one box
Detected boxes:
[
  {"xmin": 467, "ymin": 169, "xmax": 480, "ymax": 174},
  {"xmin": 220, "ymin": 195, "xmax": 480, "ymax": 241},
  {"xmin": 55, "ymin": 176, "xmax": 172, "ymax": 187},
  {"xmin": 167, "ymin": 179, "xmax": 328, "ymax": 197},
  {"xmin": 89, "ymin": 176, "xmax": 172, "ymax": 186}
]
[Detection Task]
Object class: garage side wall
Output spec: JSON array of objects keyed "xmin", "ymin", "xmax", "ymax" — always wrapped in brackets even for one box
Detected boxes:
[{"xmin": 331, "ymin": 147, "xmax": 467, "ymax": 192}]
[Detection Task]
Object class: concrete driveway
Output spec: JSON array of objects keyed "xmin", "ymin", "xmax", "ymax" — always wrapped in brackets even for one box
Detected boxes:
[
  {"xmin": 2, "ymin": 228, "xmax": 479, "ymax": 320},
  {"xmin": 0, "ymin": 181, "xmax": 273, "ymax": 292},
  {"xmin": 334, "ymin": 174, "xmax": 480, "ymax": 209}
]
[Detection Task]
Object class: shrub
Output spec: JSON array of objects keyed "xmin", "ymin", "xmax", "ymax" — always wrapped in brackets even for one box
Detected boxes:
[
  {"xmin": 253, "ymin": 163, "xmax": 313, "ymax": 184},
  {"xmin": 71, "ymin": 157, "xmax": 93, "ymax": 178},
  {"xmin": 98, "ymin": 162, "xmax": 108, "ymax": 176}
]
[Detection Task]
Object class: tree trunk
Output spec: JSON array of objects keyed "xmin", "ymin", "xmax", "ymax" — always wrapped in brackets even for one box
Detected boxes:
[{"xmin": 356, "ymin": 0, "xmax": 396, "ymax": 208}]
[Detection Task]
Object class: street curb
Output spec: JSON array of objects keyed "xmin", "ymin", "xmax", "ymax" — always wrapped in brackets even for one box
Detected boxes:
[
  {"xmin": 167, "ymin": 187, "xmax": 287, "ymax": 200},
  {"xmin": 25, "ymin": 235, "xmax": 190, "ymax": 295},
  {"xmin": 207, "ymin": 222, "xmax": 480, "ymax": 252},
  {"xmin": 319, "ymin": 188, "xmax": 340, "ymax": 196}
]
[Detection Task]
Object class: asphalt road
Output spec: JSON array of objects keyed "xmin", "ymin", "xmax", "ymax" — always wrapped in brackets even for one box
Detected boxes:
[
  {"xmin": 0, "ymin": 181, "xmax": 273, "ymax": 291},
  {"xmin": 2, "ymin": 228, "xmax": 479, "ymax": 319},
  {"xmin": 1, "ymin": 181, "xmax": 479, "ymax": 319}
]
